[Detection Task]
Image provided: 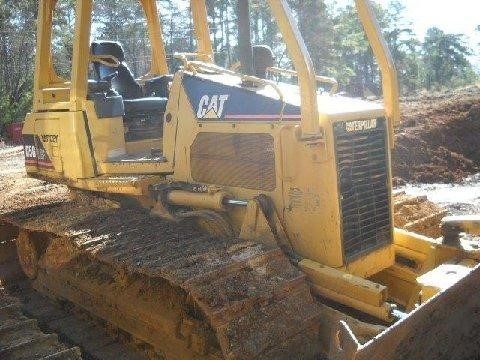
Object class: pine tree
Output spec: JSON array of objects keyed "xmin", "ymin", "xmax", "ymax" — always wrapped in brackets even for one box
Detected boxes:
[{"xmin": 422, "ymin": 27, "xmax": 475, "ymax": 89}]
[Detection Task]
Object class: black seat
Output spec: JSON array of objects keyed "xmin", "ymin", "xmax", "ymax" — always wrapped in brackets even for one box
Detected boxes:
[
  {"xmin": 123, "ymin": 97, "xmax": 168, "ymax": 115},
  {"xmin": 90, "ymin": 41, "xmax": 168, "ymax": 114}
]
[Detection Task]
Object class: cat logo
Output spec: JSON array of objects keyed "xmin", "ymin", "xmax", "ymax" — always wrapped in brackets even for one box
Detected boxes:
[{"xmin": 197, "ymin": 94, "xmax": 229, "ymax": 119}]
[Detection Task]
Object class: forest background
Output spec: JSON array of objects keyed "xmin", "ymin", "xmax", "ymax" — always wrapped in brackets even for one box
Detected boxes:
[{"xmin": 0, "ymin": 0, "xmax": 478, "ymax": 128}]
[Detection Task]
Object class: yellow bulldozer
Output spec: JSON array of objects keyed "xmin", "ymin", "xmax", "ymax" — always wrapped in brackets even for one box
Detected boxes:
[{"xmin": 3, "ymin": 0, "xmax": 480, "ymax": 358}]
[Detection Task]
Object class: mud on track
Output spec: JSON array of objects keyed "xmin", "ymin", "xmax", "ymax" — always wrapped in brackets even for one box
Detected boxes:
[
  {"xmin": 0, "ymin": 226, "xmax": 158, "ymax": 360},
  {"xmin": 0, "ymin": 285, "xmax": 82, "ymax": 359}
]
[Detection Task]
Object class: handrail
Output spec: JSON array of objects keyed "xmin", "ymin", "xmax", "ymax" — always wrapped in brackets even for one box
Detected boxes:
[
  {"xmin": 173, "ymin": 52, "xmax": 214, "ymax": 68},
  {"xmin": 355, "ymin": 0, "xmax": 400, "ymax": 146},
  {"xmin": 89, "ymin": 54, "xmax": 120, "ymax": 68},
  {"xmin": 266, "ymin": 0, "xmax": 322, "ymax": 140},
  {"xmin": 185, "ymin": 60, "xmax": 285, "ymax": 103},
  {"xmin": 190, "ymin": 0, "xmax": 214, "ymax": 63},
  {"xmin": 267, "ymin": 66, "xmax": 338, "ymax": 95}
]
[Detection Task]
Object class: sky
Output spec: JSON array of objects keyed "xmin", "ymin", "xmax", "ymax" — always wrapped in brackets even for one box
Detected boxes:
[
  {"xmin": 340, "ymin": 0, "xmax": 480, "ymax": 54},
  {"xmin": 373, "ymin": 0, "xmax": 480, "ymax": 43},
  {"xmin": 329, "ymin": 0, "xmax": 480, "ymax": 67}
]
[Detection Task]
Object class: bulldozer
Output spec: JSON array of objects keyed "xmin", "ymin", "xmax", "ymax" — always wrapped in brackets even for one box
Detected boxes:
[{"xmin": 3, "ymin": 0, "xmax": 480, "ymax": 358}]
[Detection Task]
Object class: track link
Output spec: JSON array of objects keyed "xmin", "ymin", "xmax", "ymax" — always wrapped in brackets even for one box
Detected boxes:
[
  {"xmin": 8, "ymin": 281, "xmax": 156, "ymax": 360},
  {"xmin": 0, "ymin": 286, "xmax": 81, "ymax": 360}
]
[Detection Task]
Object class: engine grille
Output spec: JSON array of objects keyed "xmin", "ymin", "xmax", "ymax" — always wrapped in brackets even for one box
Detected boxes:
[
  {"xmin": 190, "ymin": 133, "xmax": 276, "ymax": 191},
  {"xmin": 333, "ymin": 118, "xmax": 392, "ymax": 261}
]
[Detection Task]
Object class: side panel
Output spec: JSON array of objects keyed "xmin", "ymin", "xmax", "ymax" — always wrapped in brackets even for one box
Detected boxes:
[
  {"xmin": 34, "ymin": 119, "xmax": 62, "ymax": 172},
  {"xmin": 165, "ymin": 71, "xmax": 394, "ymax": 272},
  {"xmin": 182, "ymin": 74, "xmax": 300, "ymax": 120},
  {"xmin": 169, "ymin": 71, "xmax": 346, "ymax": 268},
  {"xmin": 23, "ymin": 111, "xmax": 95, "ymax": 180},
  {"xmin": 279, "ymin": 126, "xmax": 345, "ymax": 268},
  {"xmin": 83, "ymin": 102, "xmax": 126, "ymax": 168}
]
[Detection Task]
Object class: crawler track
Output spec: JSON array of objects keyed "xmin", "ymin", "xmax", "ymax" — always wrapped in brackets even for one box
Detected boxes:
[
  {"xmin": 8, "ymin": 281, "xmax": 158, "ymax": 360},
  {"xmin": 0, "ymin": 235, "xmax": 79, "ymax": 360},
  {"xmin": 0, "ymin": 237, "xmax": 165, "ymax": 360},
  {"xmin": 1, "ymin": 198, "xmax": 322, "ymax": 359},
  {"xmin": 0, "ymin": 285, "xmax": 82, "ymax": 360},
  {"xmin": 0, "ymin": 148, "xmax": 322, "ymax": 359}
]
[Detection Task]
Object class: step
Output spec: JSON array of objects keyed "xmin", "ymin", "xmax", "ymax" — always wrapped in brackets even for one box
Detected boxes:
[{"xmin": 107, "ymin": 151, "xmax": 166, "ymax": 164}]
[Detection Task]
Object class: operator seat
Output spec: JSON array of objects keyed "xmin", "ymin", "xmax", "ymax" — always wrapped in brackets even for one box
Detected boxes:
[{"xmin": 90, "ymin": 41, "xmax": 169, "ymax": 116}]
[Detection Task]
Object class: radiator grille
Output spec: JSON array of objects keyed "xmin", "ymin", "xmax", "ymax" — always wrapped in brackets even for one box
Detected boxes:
[
  {"xmin": 333, "ymin": 118, "xmax": 392, "ymax": 261},
  {"xmin": 191, "ymin": 133, "xmax": 276, "ymax": 191}
]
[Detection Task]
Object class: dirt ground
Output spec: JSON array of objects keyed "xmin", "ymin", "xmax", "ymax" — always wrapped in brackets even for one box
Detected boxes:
[
  {"xmin": 393, "ymin": 85, "xmax": 480, "ymax": 184},
  {"xmin": 392, "ymin": 191, "xmax": 445, "ymax": 238},
  {"xmin": 0, "ymin": 146, "xmax": 71, "ymax": 213}
]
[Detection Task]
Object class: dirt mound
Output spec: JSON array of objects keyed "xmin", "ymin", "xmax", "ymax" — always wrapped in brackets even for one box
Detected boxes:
[
  {"xmin": 392, "ymin": 192, "xmax": 445, "ymax": 238},
  {"xmin": 393, "ymin": 85, "xmax": 480, "ymax": 183}
]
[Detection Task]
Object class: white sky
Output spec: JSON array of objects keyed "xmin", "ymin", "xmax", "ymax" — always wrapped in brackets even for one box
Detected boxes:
[
  {"xmin": 374, "ymin": 0, "xmax": 479, "ymax": 42},
  {"xmin": 330, "ymin": 0, "xmax": 480, "ymax": 67}
]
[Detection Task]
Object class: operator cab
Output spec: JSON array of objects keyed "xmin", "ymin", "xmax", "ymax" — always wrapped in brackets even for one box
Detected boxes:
[{"xmin": 89, "ymin": 40, "xmax": 172, "ymax": 142}]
